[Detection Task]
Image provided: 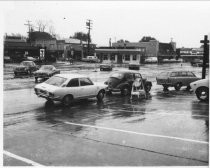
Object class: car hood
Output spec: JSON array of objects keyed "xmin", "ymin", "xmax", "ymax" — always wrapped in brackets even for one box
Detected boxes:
[
  {"xmin": 190, "ymin": 78, "xmax": 209, "ymax": 86},
  {"xmin": 34, "ymin": 70, "xmax": 51, "ymax": 74},
  {"xmin": 35, "ymin": 82, "xmax": 59, "ymax": 93}
]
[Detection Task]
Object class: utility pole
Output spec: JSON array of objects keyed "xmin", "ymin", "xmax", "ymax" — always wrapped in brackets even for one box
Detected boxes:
[
  {"xmin": 200, "ymin": 35, "xmax": 209, "ymax": 79},
  {"xmin": 86, "ymin": 19, "xmax": 92, "ymax": 56},
  {"xmin": 24, "ymin": 20, "xmax": 32, "ymax": 43}
]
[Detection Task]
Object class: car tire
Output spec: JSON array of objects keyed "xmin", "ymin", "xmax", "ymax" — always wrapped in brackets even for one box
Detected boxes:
[
  {"xmin": 196, "ymin": 87, "xmax": 209, "ymax": 101},
  {"xmin": 174, "ymin": 82, "xmax": 182, "ymax": 91},
  {"xmin": 100, "ymin": 68, "xmax": 103, "ymax": 71},
  {"xmin": 45, "ymin": 99, "xmax": 54, "ymax": 107},
  {"xmin": 121, "ymin": 86, "xmax": 130, "ymax": 96},
  {"xmin": 145, "ymin": 84, "xmax": 152, "ymax": 93},
  {"xmin": 62, "ymin": 95, "xmax": 73, "ymax": 106},
  {"xmin": 163, "ymin": 85, "xmax": 168, "ymax": 91},
  {"xmin": 97, "ymin": 90, "xmax": 105, "ymax": 101},
  {"xmin": 35, "ymin": 77, "xmax": 38, "ymax": 83}
]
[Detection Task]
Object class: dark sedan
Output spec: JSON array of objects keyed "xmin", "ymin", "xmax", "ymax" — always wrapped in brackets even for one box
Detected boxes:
[
  {"xmin": 14, "ymin": 61, "xmax": 38, "ymax": 76},
  {"xmin": 33, "ymin": 65, "xmax": 60, "ymax": 82}
]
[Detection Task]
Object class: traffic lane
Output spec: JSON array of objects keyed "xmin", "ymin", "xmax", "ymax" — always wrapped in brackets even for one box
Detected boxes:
[
  {"xmin": 5, "ymin": 125, "xmax": 206, "ymax": 166},
  {"xmin": 4, "ymin": 90, "xmax": 209, "ymax": 165},
  {"xmin": 35, "ymin": 94, "xmax": 208, "ymax": 163}
]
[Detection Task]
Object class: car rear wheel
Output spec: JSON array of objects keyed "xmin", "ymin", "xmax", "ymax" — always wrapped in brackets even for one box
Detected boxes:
[
  {"xmin": 100, "ymin": 68, "xmax": 103, "ymax": 71},
  {"xmin": 174, "ymin": 82, "xmax": 182, "ymax": 91},
  {"xmin": 97, "ymin": 90, "xmax": 105, "ymax": 101},
  {"xmin": 196, "ymin": 87, "xmax": 209, "ymax": 101},
  {"xmin": 62, "ymin": 95, "xmax": 73, "ymax": 106},
  {"xmin": 121, "ymin": 86, "xmax": 130, "ymax": 96},
  {"xmin": 163, "ymin": 85, "xmax": 168, "ymax": 91}
]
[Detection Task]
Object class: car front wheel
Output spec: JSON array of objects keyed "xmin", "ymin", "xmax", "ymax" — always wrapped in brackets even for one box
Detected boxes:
[
  {"xmin": 97, "ymin": 90, "xmax": 105, "ymax": 101},
  {"xmin": 62, "ymin": 95, "xmax": 73, "ymax": 106},
  {"xmin": 196, "ymin": 87, "xmax": 209, "ymax": 101},
  {"xmin": 174, "ymin": 82, "xmax": 182, "ymax": 91},
  {"xmin": 121, "ymin": 86, "xmax": 130, "ymax": 96}
]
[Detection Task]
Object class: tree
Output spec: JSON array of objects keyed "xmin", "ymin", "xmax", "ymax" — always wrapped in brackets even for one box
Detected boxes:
[
  {"xmin": 139, "ymin": 36, "xmax": 156, "ymax": 42},
  {"xmin": 72, "ymin": 32, "xmax": 90, "ymax": 42},
  {"xmin": 36, "ymin": 20, "xmax": 48, "ymax": 32},
  {"xmin": 116, "ymin": 39, "xmax": 129, "ymax": 43}
]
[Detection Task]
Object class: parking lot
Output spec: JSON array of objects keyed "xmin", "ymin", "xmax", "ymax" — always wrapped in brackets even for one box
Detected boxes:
[{"xmin": 3, "ymin": 62, "xmax": 209, "ymax": 166}]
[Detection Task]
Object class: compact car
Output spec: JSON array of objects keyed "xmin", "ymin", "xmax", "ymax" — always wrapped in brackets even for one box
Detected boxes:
[
  {"xmin": 156, "ymin": 71, "xmax": 200, "ymax": 91},
  {"xmin": 100, "ymin": 63, "xmax": 113, "ymax": 71},
  {"xmin": 14, "ymin": 61, "xmax": 38, "ymax": 76},
  {"xmin": 34, "ymin": 74, "xmax": 108, "ymax": 106},
  {"xmin": 104, "ymin": 70, "xmax": 152, "ymax": 95},
  {"xmin": 33, "ymin": 65, "xmax": 60, "ymax": 82},
  {"xmin": 190, "ymin": 78, "xmax": 209, "ymax": 101}
]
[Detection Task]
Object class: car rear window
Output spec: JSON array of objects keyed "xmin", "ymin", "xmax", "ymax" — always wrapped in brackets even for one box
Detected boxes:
[{"xmin": 45, "ymin": 76, "xmax": 67, "ymax": 87}]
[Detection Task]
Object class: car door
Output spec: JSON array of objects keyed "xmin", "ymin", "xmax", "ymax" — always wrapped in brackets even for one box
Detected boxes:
[
  {"xmin": 79, "ymin": 78, "xmax": 97, "ymax": 98},
  {"xmin": 169, "ymin": 72, "xmax": 179, "ymax": 85},
  {"xmin": 65, "ymin": 78, "xmax": 81, "ymax": 99}
]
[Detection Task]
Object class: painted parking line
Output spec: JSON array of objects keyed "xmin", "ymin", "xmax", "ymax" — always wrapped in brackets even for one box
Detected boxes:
[
  {"xmin": 3, "ymin": 150, "xmax": 44, "ymax": 166},
  {"xmin": 63, "ymin": 121, "xmax": 208, "ymax": 144},
  {"xmin": 101, "ymin": 108, "xmax": 209, "ymax": 118}
]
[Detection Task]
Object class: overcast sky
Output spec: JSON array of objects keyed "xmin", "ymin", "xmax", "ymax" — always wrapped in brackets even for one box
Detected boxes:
[{"xmin": 1, "ymin": 1, "xmax": 210, "ymax": 48}]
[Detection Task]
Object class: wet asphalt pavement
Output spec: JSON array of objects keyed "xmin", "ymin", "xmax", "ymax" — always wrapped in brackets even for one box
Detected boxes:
[{"xmin": 3, "ymin": 63, "xmax": 209, "ymax": 166}]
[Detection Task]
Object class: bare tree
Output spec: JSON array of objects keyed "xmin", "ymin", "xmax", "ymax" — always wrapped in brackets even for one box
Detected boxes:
[{"xmin": 36, "ymin": 20, "xmax": 48, "ymax": 32}]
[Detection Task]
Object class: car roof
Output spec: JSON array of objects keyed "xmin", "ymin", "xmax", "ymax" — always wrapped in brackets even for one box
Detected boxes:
[
  {"xmin": 113, "ymin": 70, "xmax": 140, "ymax": 74},
  {"xmin": 54, "ymin": 73, "xmax": 87, "ymax": 79}
]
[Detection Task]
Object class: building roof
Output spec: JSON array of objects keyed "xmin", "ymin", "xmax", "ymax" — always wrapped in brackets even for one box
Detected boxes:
[{"xmin": 30, "ymin": 31, "xmax": 55, "ymax": 41}]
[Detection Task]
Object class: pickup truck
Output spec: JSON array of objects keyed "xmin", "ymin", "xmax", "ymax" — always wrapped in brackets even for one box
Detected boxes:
[{"xmin": 156, "ymin": 71, "xmax": 200, "ymax": 91}]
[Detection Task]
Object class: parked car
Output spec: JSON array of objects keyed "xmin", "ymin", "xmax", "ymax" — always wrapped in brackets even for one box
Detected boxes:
[
  {"xmin": 104, "ymin": 70, "xmax": 152, "ymax": 95},
  {"xmin": 190, "ymin": 78, "xmax": 209, "ymax": 101},
  {"xmin": 128, "ymin": 62, "xmax": 140, "ymax": 70},
  {"xmin": 100, "ymin": 63, "xmax": 113, "ymax": 71},
  {"xmin": 156, "ymin": 71, "xmax": 200, "ymax": 91},
  {"xmin": 34, "ymin": 74, "xmax": 108, "ymax": 106},
  {"xmin": 14, "ymin": 61, "xmax": 38, "ymax": 76},
  {"xmin": 33, "ymin": 65, "xmax": 60, "ymax": 82},
  {"xmin": 82, "ymin": 56, "xmax": 100, "ymax": 63}
]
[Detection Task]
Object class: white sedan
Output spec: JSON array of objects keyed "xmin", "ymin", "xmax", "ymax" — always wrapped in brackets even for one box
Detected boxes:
[
  {"xmin": 34, "ymin": 74, "xmax": 108, "ymax": 106},
  {"xmin": 190, "ymin": 78, "xmax": 209, "ymax": 101}
]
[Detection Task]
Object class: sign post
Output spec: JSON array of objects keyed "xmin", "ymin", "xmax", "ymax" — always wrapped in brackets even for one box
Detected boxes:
[{"xmin": 200, "ymin": 35, "xmax": 209, "ymax": 79}]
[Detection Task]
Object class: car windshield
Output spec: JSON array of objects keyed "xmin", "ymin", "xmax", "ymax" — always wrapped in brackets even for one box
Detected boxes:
[
  {"xmin": 40, "ymin": 65, "xmax": 53, "ymax": 71},
  {"xmin": 45, "ymin": 76, "xmax": 67, "ymax": 87},
  {"xmin": 110, "ymin": 72, "xmax": 123, "ymax": 79},
  {"xmin": 20, "ymin": 62, "xmax": 34, "ymax": 66}
]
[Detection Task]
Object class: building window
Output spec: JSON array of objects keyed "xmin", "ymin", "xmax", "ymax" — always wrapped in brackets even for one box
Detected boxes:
[
  {"xmin": 125, "ymin": 54, "xmax": 130, "ymax": 61},
  {"xmin": 103, "ymin": 54, "xmax": 108, "ymax": 60},
  {"xmin": 133, "ymin": 55, "xmax": 137, "ymax": 60},
  {"xmin": 110, "ymin": 55, "xmax": 115, "ymax": 61}
]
